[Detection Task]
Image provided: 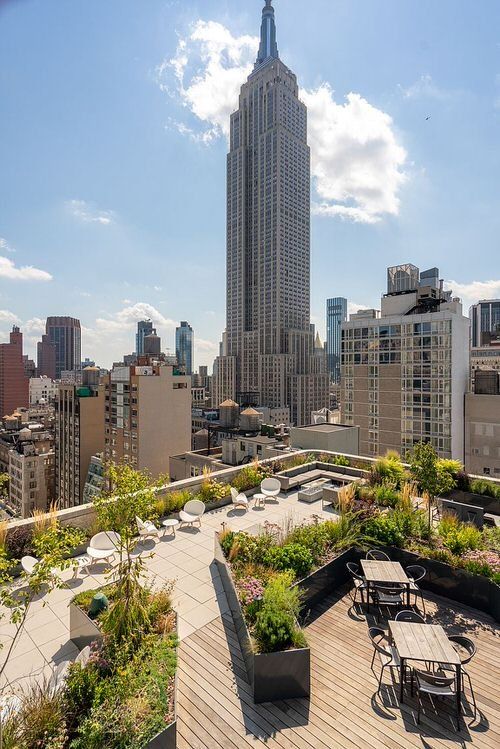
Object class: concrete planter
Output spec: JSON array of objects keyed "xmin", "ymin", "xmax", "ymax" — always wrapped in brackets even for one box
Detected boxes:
[
  {"xmin": 69, "ymin": 603, "xmax": 104, "ymax": 651},
  {"xmin": 214, "ymin": 534, "xmax": 311, "ymax": 703},
  {"xmin": 446, "ymin": 489, "xmax": 500, "ymax": 517}
]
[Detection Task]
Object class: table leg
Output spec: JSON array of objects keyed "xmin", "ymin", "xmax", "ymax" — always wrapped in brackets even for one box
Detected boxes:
[
  {"xmin": 406, "ymin": 582, "xmax": 410, "ymax": 608},
  {"xmin": 456, "ymin": 664, "xmax": 462, "ymax": 724},
  {"xmin": 400, "ymin": 657, "xmax": 405, "ymax": 703},
  {"xmin": 366, "ymin": 581, "xmax": 370, "ymax": 613}
]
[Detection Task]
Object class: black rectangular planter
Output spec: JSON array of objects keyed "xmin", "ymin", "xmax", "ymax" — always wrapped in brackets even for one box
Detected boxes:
[
  {"xmin": 374, "ymin": 545, "xmax": 500, "ymax": 624},
  {"xmin": 214, "ymin": 534, "xmax": 310, "ymax": 703},
  {"xmin": 296, "ymin": 547, "xmax": 360, "ymax": 612}
]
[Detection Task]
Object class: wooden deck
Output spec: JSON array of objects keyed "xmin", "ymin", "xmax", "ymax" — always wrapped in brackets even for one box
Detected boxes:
[{"xmin": 176, "ymin": 587, "xmax": 500, "ymax": 748}]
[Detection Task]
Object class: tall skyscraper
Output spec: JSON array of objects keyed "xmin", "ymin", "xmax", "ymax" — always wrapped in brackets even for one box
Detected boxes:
[
  {"xmin": 326, "ymin": 298, "xmax": 347, "ymax": 384},
  {"xmin": 213, "ymin": 0, "xmax": 328, "ymax": 425},
  {"xmin": 46, "ymin": 317, "xmax": 81, "ymax": 379},
  {"xmin": 0, "ymin": 326, "xmax": 29, "ymax": 417},
  {"xmin": 136, "ymin": 320, "xmax": 153, "ymax": 356},
  {"xmin": 176, "ymin": 321, "xmax": 193, "ymax": 375},
  {"xmin": 37, "ymin": 333, "xmax": 56, "ymax": 380},
  {"xmin": 341, "ymin": 265, "xmax": 469, "ymax": 460},
  {"xmin": 470, "ymin": 300, "xmax": 500, "ymax": 347}
]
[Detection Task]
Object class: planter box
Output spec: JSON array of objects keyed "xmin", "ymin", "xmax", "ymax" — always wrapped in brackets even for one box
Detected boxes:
[
  {"xmin": 69, "ymin": 603, "xmax": 104, "ymax": 651},
  {"xmin": 375, "ymin": 545, "xmax": 500, "ymax": 624},
  {"xmin": 446, "ymin": 489, "xmax": 500, "ymax": 517},
  {"xmin": 297, "ymin": 547, "xmax": 361, "ymax": 612},
  {"xmin": 214, "ymin": 534, "xmax": 310, "ymax": 703},
  {"xmin": 70, "ymin": 600, "xmax": 178, "ymax": 745}
]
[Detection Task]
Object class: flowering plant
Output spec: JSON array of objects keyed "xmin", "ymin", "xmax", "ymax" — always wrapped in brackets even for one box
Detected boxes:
[
  {"xmin": 462, "ymin": 549, "xmax": 500, "ymax": 574},
  {"xmin": 237, "ymin": 576, "xmax": 265, "ymax": 606}
]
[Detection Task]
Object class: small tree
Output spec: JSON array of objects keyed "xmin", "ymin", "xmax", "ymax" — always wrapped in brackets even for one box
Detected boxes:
[
  {"xmin": 93, "ymin": 463, "xmax": 163, "ymax": 648},
  {"xmin": 409, "ymin": 442, "xmax": 455, "ymax": 530}
]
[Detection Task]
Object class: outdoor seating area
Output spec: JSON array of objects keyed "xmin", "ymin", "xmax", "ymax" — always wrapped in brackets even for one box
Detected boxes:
[{"xmin": 348, "ymin": 548, "xmax": 482, "ymax": 731}]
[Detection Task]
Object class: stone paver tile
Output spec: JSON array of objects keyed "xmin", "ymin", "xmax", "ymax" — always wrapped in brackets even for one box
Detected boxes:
[
  {"xmin": 166, "ymin": 551, "xmax": 194, "ymax": 569},
  {"xmin": 174, "ymin": 574, "xmax": 212, "ymax": 596},
  {"xmin": 0, "ymin": 630, "xmax": 36, "ymax": 660},
  {"xmin": 192, "ymin": 566, "xmax": 215, "ymax": 584},
  {"xmin": 177, "ymin": 617, "xmax": 195, "ymax": 640},
  {"xmin": 29, "ymin": 618, "xmax": 68, "ymax": 648},
  {"xmin": 38, "ymin": 636, "xmax": 78, "ymax": 665},
  {"xmin": 184, "ymin": 604, "xmax": 218, "ymax": 630},
  {"xmin": 205, "ymin": 595, "xmax": 229, "ymax": 616},
  {"xmin": 189, "ymin": 583, "xmax": 216, "ymax": 604},
  {"xmin": 179, "ymin": 557, "xmax": 206, "ymax": 574},
  {"xmin": 26, "ymin": 604, "xmax": 60, "ymax": 629},
  {"xmin": 2, "ymin": 646, "xmax": 47, "ymax": 689},
  {"xmin": 171, "ymin": 594, "xmax": 199, "ymax": 618}
]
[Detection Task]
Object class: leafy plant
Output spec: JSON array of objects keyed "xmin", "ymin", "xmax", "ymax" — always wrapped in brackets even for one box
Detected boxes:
[
  {"xmin": 470, "ymin": 478, "xmax": 500, "ymax": 499},
  {"xmin": 196, "ymin": 476, "xmax": 228, "ymax": 504},
  {"xmin": 409, "ymin": 442, "xmax": 456, "ymax": 499},
  {"xmin": 32, "ymin": 523, "xmax": 86, "ymax": 559},
  {"xmin": 5, "ymin": 525, "xmax": 33, "ymax": 559},
  {"xmin": 483, "ymin": 525, "xmax": 500, "ymax": 553},
  {"xmin": 364, "ymin": 514, "xmax": 405, "ymax": 547},
  {"xmin": 1, "ymin": 676, "xmax": 68, "ymax": 749},
  {"xmin": 372, "ymin": 480, "xmax": 400, "ymax": 507},
  {"xmin": 254, "ymin": 573, "xmax": 305, "ymax": 653},
  {"xmin": 319, "ymin": 453, "xmax": 350, "ymax": 467},
  {"xmin": 232, "ymin": 463, "xmax": 271, "ymax": 492},
  {"xmin": 438, "ymin": 520, "xmax": 483, "ymax": 556},
  {"xmin": 370, "ymin": 453, "xmax": 406, "ymax": 489},
  {"xmin": 264, "ymin": 543, "xmax": 314, "ymax": 579}
]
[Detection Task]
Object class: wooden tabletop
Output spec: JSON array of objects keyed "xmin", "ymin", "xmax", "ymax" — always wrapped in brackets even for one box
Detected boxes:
[
  {"xmin": 389, "ymin": 621, "xmax": 461, "ymax": 665},
  {"xmin": 360, "ymin": 559, "xmax": 410, "ymax": 584}
]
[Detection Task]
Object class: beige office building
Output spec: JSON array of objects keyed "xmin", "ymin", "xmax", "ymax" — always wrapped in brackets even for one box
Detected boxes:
[
  {"xmin": 55, "ymin": 368, "xmax": 105, "ymax": 507},
  {"xmin": 103, "ymin": 363, "xmax": 191, "ymax": 479},
  {"xmin": 341, "ymin": 265, "xmax": 469, "ymax": 460},
  {"xmin": 465, "ymin": 370, "xmax": 500, "ymax": 478},
  {"xmin": 8, "ymin": 426, "xmax": 55, "ymax": 518}
]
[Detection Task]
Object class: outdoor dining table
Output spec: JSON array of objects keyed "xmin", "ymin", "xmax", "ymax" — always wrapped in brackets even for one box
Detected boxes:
[
  {"xmin": 360, "ymin": 559, "xmax": 411, "ymax": 612},
  {"xmin": 389, "ymin": 620, "xmax": 462, "ymax": 717}
]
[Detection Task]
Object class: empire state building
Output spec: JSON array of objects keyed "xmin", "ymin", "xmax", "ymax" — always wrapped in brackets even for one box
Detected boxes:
[{"xmin": 213, "ymin": 0, "xmax": 328, "ymax": 426}]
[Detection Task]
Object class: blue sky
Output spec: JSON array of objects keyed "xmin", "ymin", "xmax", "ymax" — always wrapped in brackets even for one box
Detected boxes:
[{"xmin": 1, "ymin": 0, "xmax": 499, "ymax": 368}]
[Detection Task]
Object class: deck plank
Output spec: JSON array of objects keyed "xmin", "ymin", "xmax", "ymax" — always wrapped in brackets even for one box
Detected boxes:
[{"xmin": 177, "ymin": 587, "xmax": 500, "ymax": 748}]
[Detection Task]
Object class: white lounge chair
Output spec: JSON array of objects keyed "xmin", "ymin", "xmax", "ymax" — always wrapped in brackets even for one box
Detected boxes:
[
  {"xmin": 230, "ymin": 487, "xmax": 249, "ymax": 511},
  {"xmin": 261, "ymin": 477, "xmax": 281, "ymax": 501},
  {"xmin": 85, "ymin": 531, "xmax": 121, "ymax": 571},
  {"xmin": 48, "ymin": 660, "xmax": 71, "ymax": 694},
  {"xmin": 179, "ymin": 499, "xmax": 205, "ymax": 528},
  {"xmin": 136, "ymin": 516, "xmax": 160, "ymax": 539},
  {"xmin": 75, "ymin": 646, "xmax": 91, "ymax": 668},
  {"xmin": 21, "ymin": 555, "xmax": 39, "ymax": 575}
]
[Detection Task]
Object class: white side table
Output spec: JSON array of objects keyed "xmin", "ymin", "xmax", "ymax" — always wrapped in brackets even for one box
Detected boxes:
[
  {"xmin": 73, "ymin": 555, "xmax": 92, "ymax": 577},
  {"xmin": 162, "ymin": 519, "xmax": 179, "ymax": 537},
  {"xmin": 253, "ymin": 493, "xmax": 266, "ymax": 508}
]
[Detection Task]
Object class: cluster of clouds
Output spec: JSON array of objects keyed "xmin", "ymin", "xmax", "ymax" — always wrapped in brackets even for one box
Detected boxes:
[
  {"xmin": 157, "ymin": 19, "xmax": 407, "ymax": 224},
  {"xmin": 0, "ymin": 237, "xmax": 52, "ymax": 282}
]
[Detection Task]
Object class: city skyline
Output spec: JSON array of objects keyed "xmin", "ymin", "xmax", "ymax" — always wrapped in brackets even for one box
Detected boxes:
[{"xmin": 1, "ymin": 0, "xmax": 500, "ymax": 368}]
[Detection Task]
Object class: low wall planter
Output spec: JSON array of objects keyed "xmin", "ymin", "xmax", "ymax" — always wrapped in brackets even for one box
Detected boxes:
[{"xmin": 214, "ymin": 534, "xmax": 311, "ymax": 703}]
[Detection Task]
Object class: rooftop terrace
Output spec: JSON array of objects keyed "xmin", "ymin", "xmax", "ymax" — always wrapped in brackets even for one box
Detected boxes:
[{"xmin": 1, "ymin": 486, "xmax": 499, "ymax": 748}]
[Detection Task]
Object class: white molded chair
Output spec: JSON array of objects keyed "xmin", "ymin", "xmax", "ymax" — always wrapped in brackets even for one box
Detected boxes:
[
  {"xmin": 261, "ymin": 477, "xmax": 281, "ymax": 500},
  {"xmin": 179, "ymin": 499, "xmax": 205, "ymax": 528},
  {"xmin": 75, "ymin": 646, "xmax": 91, "ymax": 668},
  {"xmin": 21, "ymin": 555, "xmax": 39, "ymax": 575},
  {"xmin": 136, "ymin": 516, "xmax": 160, "ymax": 539},
  {"xmin": 48, "ymin": 660, "xmax": 71, "ymax": 694},
  {"xmin": 86, "ymin": 531, "xmax": 121, "ymax": 570},
  {"xmin": 230, "ymin": 487, "xmax": 249, "ymax": 511}
]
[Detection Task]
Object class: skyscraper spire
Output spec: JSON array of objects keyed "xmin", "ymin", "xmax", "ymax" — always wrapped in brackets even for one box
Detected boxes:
[{"xmin": 255, "ymin": 0, "xmax": 279, "ymax": 68}]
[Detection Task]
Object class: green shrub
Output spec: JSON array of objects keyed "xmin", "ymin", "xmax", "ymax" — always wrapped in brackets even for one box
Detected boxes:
[
  {"xmin": 372, "ymin": 480, "xmax": 400, "ymax": 508},
  {"xmin": 264, "ymin": 543, "xmax": 314, "ymax": 579},
  {"xmin": 286, "ymin": 523, "xmax": 330, "ymax": 562},
  {"xmin": 319, "ymin": 453, "xmax": 350, "ymax": 467},
  {"xmin": 470, "ymin": 478, "xmax": 500, "ymax": 499},
  {"xmin": 254, "ymin": 573, "xmax": 305, "ymax": 653},
  {"xmin": 364, "ymin": 514, "xmax": 405, "ymax": 547},
  {"xmin": 483, "ymin": 526, "xmax": 500, "ymax": 553},
  {"xmin": 438, "ymin": 521, "xmax": 483, "ymax": 556},
  {"xmin": 32, "ymin": 524, "xmax": 86, "ymax": 558},
  {"xmin": 227, "ymin": 531, "xmax": 274, "ymax": 567},
  {"xmin": 437, "ymin": 459, "xmax": 463, "ymax": 478},
  {"xmin": 196, "ymin": 477, "xmax": 228, "ymax": 504},
  {"xmin": 369, "ymin": 454, "xmax": 406, "ymax": 489},
  {"xmin": 3, "ymin": 677, "xmax": 68, "ymax": 749},
  {"xmin": 232, "ymin": 464, "xmax": 271, "ymax": 491},
  {"xmin": 165, "ymin": 489, "xmax": 193, "ymax": 514}
]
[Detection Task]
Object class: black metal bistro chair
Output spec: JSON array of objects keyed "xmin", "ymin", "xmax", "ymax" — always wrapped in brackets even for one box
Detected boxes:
[
  {"xmin": 346, "ymin": 561, "xmax": 367, "ymax": 605},
  {"xmin": 368, "ymin": 627, "xmax": 403, "ymax": 694},
  {"xmin": 366, "ymin": 549, "xmax": 390, "ymax": 561},
  {"xmin": 413, "ymin": 668, "xmax": 460, "ymax": 729},
  {"xmin": 395, "ymin": 610, "xmax": 425, "ymax": 624},
  {"xmin": 405, "ymin": 564, "xmax": 427, "ymax": 615}
]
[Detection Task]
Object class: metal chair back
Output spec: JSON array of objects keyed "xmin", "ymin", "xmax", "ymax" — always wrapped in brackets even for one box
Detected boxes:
[{"xmin": 366, "ymin": 549, "xmax": 390, "ymax": 561}]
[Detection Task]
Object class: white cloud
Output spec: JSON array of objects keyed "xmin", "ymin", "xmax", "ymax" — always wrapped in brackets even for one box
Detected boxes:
[
  {"xmin": 0, "ymin": 237, "xmax": 15, "ymax": 253},
  {"xmin": 196, "ymin": 337, "xmax": 218, "ymax": 355},
  {"xmin": 0, "ymin": 254, "xmax": 53, "ymax": 282},
  {"xmin": 399, "ymin": 74, "xmax": 449, "ymax": 101},
  {"xmin": 161, "ymin": 21, "xmax": 407, "ymax": 223},
  {"xmin": 23, "ymin": 317, "xmax": 46, "ymax": 336},
  {"xmin": 95, "ymin": 302, "xmax": 177, "ymax": 335},
  {"xmin": 0, "ymin": 310, "xmax": 20, "ymax": 325},
  {"xmin": 66, "ymin": 199, "xmax": 115, "ymax": 226},
  {"xmin": 306, "ymin": 85, "xmax": 407, "ymax": 223},
  {"xmin": 445, "ymin": 279, "xmax": 500, "ymax": 309},
  {"xmin": 348, "ymin": 302, "xmax": 369, "ymax": 316},
  {"xmin": 158, "ymin": 21, "xmax": 257, "ymax": 143}
]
